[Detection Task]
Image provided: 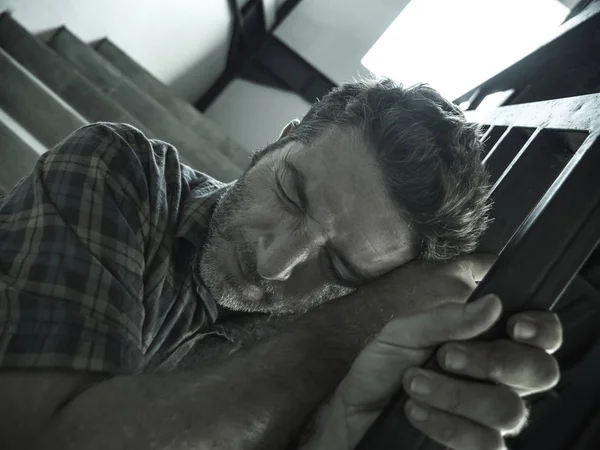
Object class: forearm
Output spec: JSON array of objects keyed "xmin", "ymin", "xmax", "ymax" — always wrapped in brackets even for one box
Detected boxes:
[{"xmin": 38, "ymin": 292, "xmax": 393, "ymax": 450}]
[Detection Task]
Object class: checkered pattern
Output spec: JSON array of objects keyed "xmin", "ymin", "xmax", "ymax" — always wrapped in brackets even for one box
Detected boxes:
[{"xmin": 0, "ymin": 123, "xmax": 229, "ymax": 374}]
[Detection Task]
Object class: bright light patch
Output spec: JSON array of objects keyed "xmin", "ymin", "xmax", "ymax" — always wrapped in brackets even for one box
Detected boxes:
[
  {"xmin": 475, "ymin": 89, "xmax": 516, "ymax": 111},
  {"xmin": 362, "ymin": 0, "xmax": 569, "ymax": 100}
]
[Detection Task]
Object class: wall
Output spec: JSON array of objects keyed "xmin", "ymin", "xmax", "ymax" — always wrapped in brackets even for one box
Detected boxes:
[
  {"xmin": 205, "ymin": 78, "xmax": 311, "ymax": 151},
  {"xmin": 207, "ymin": 0, "xmax": 410, "ymax": 150},
  {"xmin": 0, "ymin": 0, "xmax": 232, "ymax": 102},
  {"xmin": 559, "ymin": 0, "xmax": 582, "ymax": 8},
  {"xmin": 275, "ymin": 0, "xmax": 411, "ymax": 84}
]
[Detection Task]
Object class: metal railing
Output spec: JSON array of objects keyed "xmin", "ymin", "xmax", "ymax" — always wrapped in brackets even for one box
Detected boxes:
[{"xmin": 357, "ymin": 92, "xmax": 600, "ymax": 450}]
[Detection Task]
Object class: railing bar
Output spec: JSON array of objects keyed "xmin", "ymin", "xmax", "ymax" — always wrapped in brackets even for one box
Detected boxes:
[
  {"xmin": 488, "ymin": 127, "xmax": 543, "ymax": 193},
  {"xmin": 482, "ymin": 126, "xmax": 513, "ymax": 165}
]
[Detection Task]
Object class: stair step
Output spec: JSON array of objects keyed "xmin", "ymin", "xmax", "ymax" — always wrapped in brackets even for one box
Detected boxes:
[
  {"xmin": 0, "ymin": 12, "xmax": 159, "ymax": 142},
  {"xmin": 0, "ymin": 117, "xmax": 42, "ymax": 193},
  {"xmin": 0, "ymin": 106, "xmax": 46, "ymax": 155},
  {"xmin": 94, "ymin": 38, "xmax": 252, "ymax": 171},
  {"xmin": 0, "ymin": 46, "xmax": 87, "ymax": 148},
  {"xmin": 43, "ymin": 27, "xmax": 242, "ymax": 181}
]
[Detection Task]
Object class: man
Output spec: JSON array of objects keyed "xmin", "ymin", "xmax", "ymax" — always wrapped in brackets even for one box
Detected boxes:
[{"xmin": 0, "ymin": 80, "xmax": 561, "ymax": 450}]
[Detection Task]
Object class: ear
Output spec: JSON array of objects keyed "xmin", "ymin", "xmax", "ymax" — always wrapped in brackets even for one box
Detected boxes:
[{"xmin": 278, "ymin": 119, "xmax": 301, "ymax": 140}]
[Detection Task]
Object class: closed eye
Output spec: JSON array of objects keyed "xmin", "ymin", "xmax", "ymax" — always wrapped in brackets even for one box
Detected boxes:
[
  {"xmin": 325, "ymin": 248, "xmax": 365, "ymax": 288},
  {"xmin": 275, "ymin": 169, "xmax": 303, "ymax": 213}
]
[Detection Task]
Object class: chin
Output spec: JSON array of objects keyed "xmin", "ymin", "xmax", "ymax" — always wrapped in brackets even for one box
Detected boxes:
[
  {"xmin": 212, "ymin": 279, "xmax": 302, "ymax": 315},
  {"xmin": 218, "ymin": 283, "xmax": 270, "ymax": 313}
]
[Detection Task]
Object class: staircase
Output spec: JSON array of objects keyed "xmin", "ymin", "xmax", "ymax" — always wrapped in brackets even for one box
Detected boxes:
[{"xmin": 0, "ymin": 12, "xmax": 250, "ymax": 195}]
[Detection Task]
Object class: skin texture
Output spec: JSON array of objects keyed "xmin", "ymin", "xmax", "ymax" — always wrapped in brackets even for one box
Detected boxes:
[
  {"xmin": 0, "ymin": 123, "xmax": 563, "ymax": 450},
  {"xmin": 301, "ymin": 294, "xmax": 561, "ymax": 450},
  {"xmin": 200, "ymin": 125, "xmax": 419, "ymax": 315}
]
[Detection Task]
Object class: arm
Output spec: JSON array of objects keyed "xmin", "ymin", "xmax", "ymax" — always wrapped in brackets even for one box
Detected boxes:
[
  {"xmin": 300, "ymin": 298, "xmax": 562, "ymax": 450},
  {"xmin": 4, "ymin": 256, "xmax": 488, "ymax": 450},
  {"xmin": 0, "ymin": 121, "xmax": 375, "ymax": 449},
  {"xmin": 22, "ymin": 291, "xmax": 386, "ymax": 450},
  {"xmin": 0, "ymin": 123, "xmax": 494, "ymax": 450}
]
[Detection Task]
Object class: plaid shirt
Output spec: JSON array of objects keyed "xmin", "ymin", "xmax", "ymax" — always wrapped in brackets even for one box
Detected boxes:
[{"xmin": 0, "ymin": 123, "xmax": 232, "ymax": 374}]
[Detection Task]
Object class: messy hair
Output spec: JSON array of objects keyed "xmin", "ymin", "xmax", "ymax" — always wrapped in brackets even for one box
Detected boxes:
[{"xmin": 286, "ymin": 78, "xmax": 491, "ymax": 261}]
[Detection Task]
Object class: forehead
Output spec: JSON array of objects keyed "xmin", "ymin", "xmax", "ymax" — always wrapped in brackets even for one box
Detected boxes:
[{"xmin": 269, "ymin": 129, "xmax": 418, "ymax": 278}]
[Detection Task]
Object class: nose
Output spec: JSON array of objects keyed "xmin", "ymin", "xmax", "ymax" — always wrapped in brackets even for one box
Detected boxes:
[{"xmin": 256, "ymin": 232, "xmax": 311, "ymax": 281}]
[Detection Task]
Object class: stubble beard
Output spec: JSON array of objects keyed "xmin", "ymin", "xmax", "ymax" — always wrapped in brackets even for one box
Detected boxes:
[{"xmin": 198, "ymin": 157, "xmax": 353, "ymax": 315}]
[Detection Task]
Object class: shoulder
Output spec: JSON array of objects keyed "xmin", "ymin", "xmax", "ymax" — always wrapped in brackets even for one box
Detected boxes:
[
  {"xmin": 49, "ymin": 122, "xmax": 165, "ymax": 171},
  {"xmin": 43, "ymin": 122, "xmax": 209, "ymax": 209},
  {"xmin": 17, "ymin": 122, "xmax": 219, "ymax": 248}
]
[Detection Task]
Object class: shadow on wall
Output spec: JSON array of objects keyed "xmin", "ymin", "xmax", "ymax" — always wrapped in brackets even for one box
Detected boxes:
[
  {"xmin": 205, "ymin": 78, "xmax": 311, "ymax": 152},
  {"xmin": 169, "ymin": 33, "xmax": 232, "ymax": 103}
]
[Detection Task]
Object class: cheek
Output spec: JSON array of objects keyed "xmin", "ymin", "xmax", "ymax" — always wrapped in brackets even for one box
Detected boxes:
[
  {"xmin": 243, "ymin": 199, "xmax": 300, "ymax": 243},
  {"xmin": 239, "ymin": 173, "xmax": 286, "ymax": 231},
  {"xmin": 217, "ymin": 181, "xmax": 280, "ymax": 239}
]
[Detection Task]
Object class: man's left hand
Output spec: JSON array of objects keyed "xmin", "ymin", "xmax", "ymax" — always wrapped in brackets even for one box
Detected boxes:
[
  {"xmin": 300, "ymin": 295, "xmax": 562, "ymax": 450},
  {"xmin": 403, "ymin": 308, "xmax": 562, "ymax": 449}
]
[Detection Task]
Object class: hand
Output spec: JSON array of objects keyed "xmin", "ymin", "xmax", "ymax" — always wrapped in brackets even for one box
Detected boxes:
[
  {"xmin": 301, "ymin": 295, "xmax": 562, "ymax": 450},
  {"xmin": 403, "ymin": 304, "xmax": 561, "ymax": 449},
  {"xmin": 355, "ymin": 253, "xmax": 496, "ymax": 317}
]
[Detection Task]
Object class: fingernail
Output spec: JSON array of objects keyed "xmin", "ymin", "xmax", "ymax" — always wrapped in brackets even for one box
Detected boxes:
[
  {"xmin": 466, "ymin": 295, "xmax": 493, "ymax": 314},
  {"xmin": 409, "ymin": 403, "xmax": 429, "ymax": 422},
  {"xmin": 409, "ymin": 374, "xmax": 432, "ymax": 395},
  {"xmin": 445, "ymin": 348, "xmax": 469, "ymax": 370},
  {"xmin": 514, "ymin": 320, "xmax": 537, "ymax": 339}
]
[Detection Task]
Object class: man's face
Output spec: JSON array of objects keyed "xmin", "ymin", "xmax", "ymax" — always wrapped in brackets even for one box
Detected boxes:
[{"xmin": 199, "ymin": 127, "xmax": 419, "ymax": 315}]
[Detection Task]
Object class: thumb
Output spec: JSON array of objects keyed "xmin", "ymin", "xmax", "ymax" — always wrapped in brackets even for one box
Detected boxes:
[
  {"xmin": 322, "ymin": 295, "xmax": 502, "ymax": 448},
  {"xmin": 338, "ymin": 295, "xmax": 502, "ymax": 406},
  {"xmin": 379, "ymin": 294, "xmax": 502, "ymax": 348}
]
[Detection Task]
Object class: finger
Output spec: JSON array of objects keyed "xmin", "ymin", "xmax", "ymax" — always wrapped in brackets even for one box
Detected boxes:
[
  {"xmin": 405, "ymin": 400, "xmax": 505, "ymax": 450},
  {"xmin": 403, "ymin": 368, "xmax": 527, "ymax": 433},
  {"xmin": 507, "ymin": 311, "xmax": 563, "ymax": 353},
  {"xmin": 378, "ymin": 294, "xmax": 502, "ymax": 348},
  {"xmin": 437, "ymin": 339, "xmax": 560, "ymax": 395},
  {"xmin": 454, "ymin": 253, "xmax": 497, "ymax": 282},
  {"xmin": 337, "ymin": 295, "xmax": 502, "ymax": 409}
]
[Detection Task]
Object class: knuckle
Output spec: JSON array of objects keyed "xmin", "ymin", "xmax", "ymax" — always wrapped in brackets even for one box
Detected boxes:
[
  {"xmin": 487, "ymin": 340, "xmax": 520, "ymax": 378},
  {"xmin": 444, "ymin": 384, "xmax": 463, "ymax": 413},
  {"xmin": 488, "ymin": 344, "xmax": 509, "ymax": 379},
  {"xmin": 432, "ymin": 305, "xmax": 461, "ymax": 333}
]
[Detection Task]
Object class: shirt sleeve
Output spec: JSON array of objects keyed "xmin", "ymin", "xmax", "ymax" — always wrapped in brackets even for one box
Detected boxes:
[{"xmin": 0, "ymin": 123, "xmax": 160, "ymax": 373}]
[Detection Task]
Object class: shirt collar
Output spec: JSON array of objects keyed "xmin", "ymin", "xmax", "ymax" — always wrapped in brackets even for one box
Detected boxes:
[
  {"xmin": 176, "ymin": 175, "xmax": 235, "ymax": 324},
  {"xmin": 176, "ymin": 177, "xmax": 234, "ymax": 249}
]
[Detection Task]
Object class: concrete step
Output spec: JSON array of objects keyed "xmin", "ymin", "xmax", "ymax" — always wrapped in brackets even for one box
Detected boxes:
[
  {"xmin": 0, "ymin": 46, "xmax": 87, "ymax": 148},
  {"xmin": 0, "ymin": 12, "xmax": 158, "ymax": 142},
  {"xmin": 94, "ymin": 38, "xmax": 252, "ymax": 171},
  {"xmin": 43, "ymin": 27, "xmax": 242, "ymax": 182},
  {"xmin": 0, "ymin": 115, "xmax": 43, "ymax": 193}
]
